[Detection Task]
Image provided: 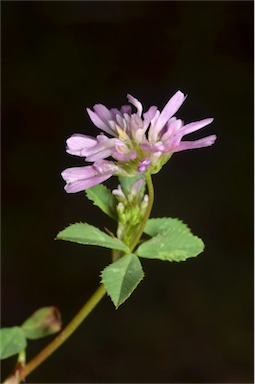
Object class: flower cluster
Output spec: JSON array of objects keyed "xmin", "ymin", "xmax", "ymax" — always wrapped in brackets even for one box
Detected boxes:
[{"xmin": 62, "ymin": 91, "xmax": 216, "ymax": 193}]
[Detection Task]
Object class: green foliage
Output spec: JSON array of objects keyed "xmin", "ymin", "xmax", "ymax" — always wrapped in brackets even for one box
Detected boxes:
[
  {"xmin": 21, "ymin": 307, "xmax": 62, "ymax": 340},
  {"xmin": 56, "ymin": 222, "xmax": 130, "ymax": 253},
  {"xmin": 101, "ymin": 254, "xmax": 144, "ymax": 308},
  {"xmin": 86, "ymin": 184, "xmax": 118, "ymax": 220},
  {"xmin": 1, "ymin": 307, "xmax": 62, "ymax": 360},
  {"xmin": 137, "ymin": 218, "xmax": 204, "ymax": 262},
  {"xmin": 144, "ymin": 218, "xmax": 190, "ymax": 237},
  {"xmin": 0, "ymin": 327, "xmax": 27, "ymax": 360},
  {"xmin": 118, "ymin": 175, "xmax": 145, "ymax": 196}
]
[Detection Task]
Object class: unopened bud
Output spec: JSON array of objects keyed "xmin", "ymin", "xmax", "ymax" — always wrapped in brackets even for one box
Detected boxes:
[
  {"xmin": 116, "ymin": 202, "xmax": 127, "ymax": 224},
  {"xmin": 21, "ymin": 307, "xmax": 62, "ymax": 340}
]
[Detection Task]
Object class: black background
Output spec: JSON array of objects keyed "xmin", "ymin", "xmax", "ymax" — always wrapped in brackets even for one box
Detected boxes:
[{"xmin": 1, "ymin": 1, "xmax": 253, "ymax": 383}]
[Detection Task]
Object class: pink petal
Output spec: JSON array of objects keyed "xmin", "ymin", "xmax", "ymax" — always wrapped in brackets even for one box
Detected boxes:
[
  {"xmin": 61, "ymin": 166, "xmax": 96, "ymax": 183},
  {"xmin": 150, "ymin": 91, "xmax": 186, "ymax": 139},
  {"xmin": 85, "ymin": 138, "xmax": 117, "ymax": 161},
  {"xmin": 133, "ymin": 106, "xmax": 158, "ymax": 144},
  {"xmin": 116, "ymin": 114, "xmax": 126, "ymax": 129},
  {"xmin": 127, "ymin": 94, "xmax": 143, "ymax": 117},
  {"xmin": 93, "ymin": 160, "xmax": 120, "ymax": 174},
  {"xmin": 121, "ymin": 105, "xmax": 132, "ymax": 115},
  {"xmin": 113, "ymin": 150, "xmax": 137, "ymax": 161},
  {"xmin": 160, "ymin": 118, "xmax": 183, "ymax": 142},
  {"xmin": 93, "ymin": 104, "xmax": 113, "ymax": 121},
  {"xmin": 64, "ymin": 174, "xmax": 112, "ymax": 193},
  {"xmin": 85, "ymin": 149, "xmax": 113, "ymax": 162},
  {"xmin": 143, "ymin": 106, "xmax": 158, "ymax": 131},
  {"xmin": 147, "ymin": 110, "xmax": 160, "ymax": 142},
  {"xmin": 138, "ymin": 158, "xmax": 151, "ymax": 173},
  {"xmin": 86, "ymin": 108, "xmax": 116, "ymax": 136},
  {"xmin": 179, "ymin": 118, "xmax": 214, "ymax": 137},
  {"xmin": 141, "ymin": 142, "xmax": 165, "ymax": 153},
  {"xmin": 62, "ymin": 161, "xmax": 119, "ymax": 193},
  {"xmin": 66, "ymin": 134, "xmax": 97, "ymax": 156},
  {"xmin": 110, "ymin": 108, "xmax": 123, "ymax": 118},
  {"xmin": 173, "ymin": 135, "xmax": 217, "ymax": 152}
]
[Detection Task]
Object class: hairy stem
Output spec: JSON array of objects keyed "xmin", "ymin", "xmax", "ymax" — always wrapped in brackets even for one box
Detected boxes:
[
  {"xmin": 18, "ymin": 285, "xmax": 106, "ymax": 381},
  {"xmin": 130, "ymin": 174, "xmax": 154, "ymax": 252}
]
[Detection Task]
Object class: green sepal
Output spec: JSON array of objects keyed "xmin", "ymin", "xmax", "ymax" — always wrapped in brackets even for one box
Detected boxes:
[
  {"xmin": 0, "ymin": 327, "xmax": 27, "ymax": 360},
  {"xmin": 137, "ymin": 217, "xmax": 204, "ymax": 262},
  {"xmin": 56, "ymin": 222, "xmax": 130, "ymax": 253},
  {"xmin": 21, "ymin": 307, "xmax": 61, "ymax": 340},
  {"xmin": 101, "ymin": 254, "xmax": 144, "ymax": 308},
  {"xmin": 118, "ymin": 175, "xmax": 145, "ymax": 196},
  {"xmin": 86, "ymin": 184, "xmax": 118, "ymax": 220}
]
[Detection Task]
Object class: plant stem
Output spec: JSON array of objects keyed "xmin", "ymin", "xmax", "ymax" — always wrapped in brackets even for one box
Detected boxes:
[
  {"xmin": 18, "ymin": 284, "xmax": 106, "ymax": 381},
  {"xmin": 130, "ymin": 174, "xmax": 154, "ymax": 252},
  {"xmin": 16, "ymin": 176, "xmax": 154, "ymax": 382}
]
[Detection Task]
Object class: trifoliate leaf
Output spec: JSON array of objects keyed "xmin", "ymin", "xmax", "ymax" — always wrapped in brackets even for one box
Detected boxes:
[
  {"xmin": 86, "ymin": 184, "xmax": 118, "ymax": 220},
  {"xmin": 137, "ymin": 219, "xmax": 204, "ymax": 262},
  {"xmin": 0, "ymin": 327, "xmax": 27, "ymax": 360},
  {"xmin": 118, "ymin": 175, "xmax": 145, "ymax": 196},
  {"xmin": 21, "ymin": 307, "xmax": 61, "ymax": 340},
  {"xmin": 101, "ymin": 254, "xmax": 144, "ymax": 308},
  {"xmin": 56, "ymin": 222, "xmax": 130, "ymax": 253}
]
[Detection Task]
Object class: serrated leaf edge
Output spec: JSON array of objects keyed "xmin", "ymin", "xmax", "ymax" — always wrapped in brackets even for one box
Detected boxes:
[
  {"xmin": 144, "ymin": 217, "xmax": 193, "ymax": 236},
  {"xmin": 100, "ymin": 255, "xmax": 144, "ymax": 308},
  {"xmin": 55, "ymin": 222, "xmax": 130, "ymax": 253},
  {"xmin": 137, "ymin": 227, "xmax": 205, "ymax": 262},
  {"xmin": 85, "ymin": 184, "xmax": 118, "ymax": 220}
]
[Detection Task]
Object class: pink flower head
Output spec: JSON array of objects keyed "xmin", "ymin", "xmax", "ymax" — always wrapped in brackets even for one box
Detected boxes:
[{"xmin": 62, "ymin": 91, "xmax": 216, "ymax": 192}]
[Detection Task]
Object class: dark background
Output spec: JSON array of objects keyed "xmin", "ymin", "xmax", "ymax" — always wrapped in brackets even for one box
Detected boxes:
[{"xmin": 1, "ymin": 1, "xmax": 253, "ymax": 383}]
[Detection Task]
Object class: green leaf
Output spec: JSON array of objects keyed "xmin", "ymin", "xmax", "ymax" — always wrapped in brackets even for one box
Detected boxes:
[
  {"xmin": 101, "ymin": 254, "xmax": 144, "ymax": 308},
  {"xmin": 21, "ymin": 307, "xmax": 61, "ymax": 340},
  {"xmin": 56, "ymin": 222, "xmax": 130, "ymax": 253},
  {"xmin": 137, "ymin": 218, "xmax": 204, "ymax": 262},
  {"xmin": 86, "ymin": 184, "xmax": 118, "ymax": 220},
  {"xmin": 0, "ymin": 327, "xmax": 27, "ymax": 359},
  {"xmin": 144, "ymin": 218, "xmax": 191, "ymax": 237},
  {"xmin": 118, "ymin": 175, "xmax": 145, "ymax": 196}
]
